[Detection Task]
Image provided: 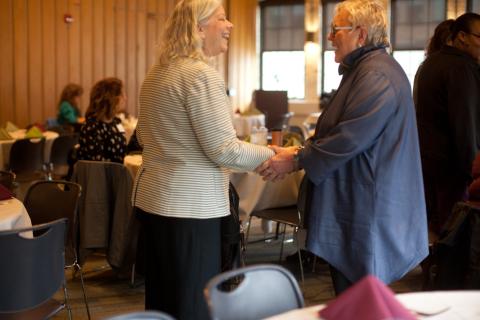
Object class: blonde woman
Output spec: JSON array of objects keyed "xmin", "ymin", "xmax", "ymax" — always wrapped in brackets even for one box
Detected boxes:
[{"xmin": 133, "ymin": 0, "xmax": 274, "ymax": 318}]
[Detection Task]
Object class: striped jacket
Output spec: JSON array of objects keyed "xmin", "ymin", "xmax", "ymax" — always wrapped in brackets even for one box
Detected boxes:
[{"xmin": 133, "ymin": 58, "xmax": 274, "ymax": 219}]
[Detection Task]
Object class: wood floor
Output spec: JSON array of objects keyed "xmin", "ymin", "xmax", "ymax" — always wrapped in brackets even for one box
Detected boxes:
[{"xmin": 52, "ymin": 218, "xmax": 423, "ymax": 320}]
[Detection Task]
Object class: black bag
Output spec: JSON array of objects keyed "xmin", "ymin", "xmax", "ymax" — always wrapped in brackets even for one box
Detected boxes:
[{"xmin": 221, "ymin": 183, "xmax": 244, "ymax": 272}]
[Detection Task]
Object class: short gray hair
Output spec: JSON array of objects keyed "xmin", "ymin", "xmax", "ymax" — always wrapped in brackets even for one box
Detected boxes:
[{"xmin": 335, "ymin": 0, "xmax": 389, "ymax": 47}]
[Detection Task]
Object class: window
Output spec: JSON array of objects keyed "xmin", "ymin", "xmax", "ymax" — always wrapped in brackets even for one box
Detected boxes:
[
  {"xmin": 391, "ymin": 0, "xmax": 447, "ymax": 87},
  {"xmin": 260, "ymin": 0, "xmax": 305, "ymax": 99},
  {"xmin": 468, "ymin": 0, "xmax": 480, "ymax": 12},
  {"xmin": 321, "ymin": 1, "xmax": 341, "ymax": 94}
]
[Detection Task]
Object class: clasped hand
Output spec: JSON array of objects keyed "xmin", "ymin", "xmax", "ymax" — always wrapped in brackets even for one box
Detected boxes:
[{"xmin": 255, "ymin": 146, "xmax": 299, "ymax": 181}]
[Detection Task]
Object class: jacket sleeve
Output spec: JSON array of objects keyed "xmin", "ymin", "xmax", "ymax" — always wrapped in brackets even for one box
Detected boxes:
[
  {"xmin": 300, "ymin": 70, "xmax": 397, "ymax": 185},
  {"xmin": 446, "ymin": 64, "xmax": 479, "ymax": 183},
  {"xmin": 185, "ymin": 67, "xmax": 274, "ymax": 171}
]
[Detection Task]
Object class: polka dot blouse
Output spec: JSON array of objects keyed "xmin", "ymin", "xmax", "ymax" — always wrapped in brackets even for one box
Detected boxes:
[{"xmin": 78, "ymin": 117, "xmax": 127, "ymax": 163}]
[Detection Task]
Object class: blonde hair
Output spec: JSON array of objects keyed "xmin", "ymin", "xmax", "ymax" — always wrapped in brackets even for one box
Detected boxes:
[
  {"xmin": 157, "ymin": 0, "xmax": 222, "ymax": 65},
  {"xmin": 336, "ymin": 0, "xmax": 389, "ymax": 47}
]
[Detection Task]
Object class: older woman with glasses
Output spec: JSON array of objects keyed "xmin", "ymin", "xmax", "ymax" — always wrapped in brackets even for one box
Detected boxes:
[{"xmin": 257, "ymin": 0, "xmax": 428, "ymax": 295}]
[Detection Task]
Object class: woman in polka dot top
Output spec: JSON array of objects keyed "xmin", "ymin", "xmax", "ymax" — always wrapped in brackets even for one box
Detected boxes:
[{"xmin": 77, "ymin": 77, "xmax": 127, "ymax": 163}]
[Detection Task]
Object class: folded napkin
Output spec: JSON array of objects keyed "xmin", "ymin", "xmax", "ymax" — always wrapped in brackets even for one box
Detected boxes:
[
  {"xmin": 319, "ymin": 275, "xmax": 416, "ymax": 320},
  {"xmin": 0, "ymin": 183, "xmax": 14, "ymax": 201},
  {"xmin": 5, "ymin": 121, "xmax": 19, "ymax": 132},
  {"xmin": 25, "ymin": 126, "xmax": 44, "ymax": 139},
  {"xmin": 0, "ymin": 128, "xmax": 13, "ymax": 140}
]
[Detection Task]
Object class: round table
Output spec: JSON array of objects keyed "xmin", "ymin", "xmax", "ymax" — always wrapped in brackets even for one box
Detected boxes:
[
  {"xmin": 0, "ymin": 197, "xmax": 32, "ymax": 231},
  {"xmin": 124, "ymin": 154, "xmax": 303, "ymax": 230},
  {"xmin": 0, "ymin": 129, "xmax": 59, "ymax": 170},
  {"xmin": 265, "ymin": 290, "xmax": 480, "ymax": 319}
]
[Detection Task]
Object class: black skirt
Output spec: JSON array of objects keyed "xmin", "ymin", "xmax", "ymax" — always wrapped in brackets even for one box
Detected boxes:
[{"xmin": 136, "ymin": 208, "xmax": 221, "ymax": 320}]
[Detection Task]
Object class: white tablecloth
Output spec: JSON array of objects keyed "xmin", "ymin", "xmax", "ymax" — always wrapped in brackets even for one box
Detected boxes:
[
  {"xmin": 123, "ymin": 154, "xmax": 303, "ymax": 224},
  {"xmin": 124, "ymin": 154, "xmax": 143, "ymax": 179},
  {"xmin": 0, "ymin": 129, "xmax": 59, "ymax": 170},
  {"xmin": 266, "ymin": 291, "xmax": 480, "ymax": 319},
  {"xmin": 230, "ymin": 170, "xmax": 303, "ymax": 220},
  {"xmin": 233, "ymin": 113, "xmax": 266, "ymax": 138},
  {"xmin": 0, "ymin": 197, "xmax": 32, "ymax": 231}
]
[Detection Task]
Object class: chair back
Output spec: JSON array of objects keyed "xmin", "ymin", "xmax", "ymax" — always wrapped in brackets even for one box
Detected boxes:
[
  {"xmin": 0, "ymin": 218, "xmax": 67, "ymax": 313},
  {"xmin": 0, "ymin": 170, "xmax": 16, "ymax": 191},
  {"xmin": 105, "ymin": 311, "xmax": 176, "ymax": 320},
  {"xmin": 24, "ymin": 180, "xmax": 81, "ymax": 264},
  {"xmin": 8, "ymin": 138, "xmax": 45, "ymax": 178},
  {"xmin": 254, "ymin": 90, "xmax": 289, "ymax": 130},
  {"xmin": 204, "ymin": 264, "xmax": 304, "ymax": 320},
  {"xmin": 71, "ymin": 160, "xmax": 137, "ymax": 269},
  {"xmin": 50, "ymin": 134, "xmax": 79, "ymax": 166},
  {"xmin": 49, "ymin": 134, "xmax": 79, "ymax": 178}
]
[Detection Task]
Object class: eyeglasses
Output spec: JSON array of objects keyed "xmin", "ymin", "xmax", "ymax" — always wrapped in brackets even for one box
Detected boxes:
[{"xmin": 330, "ymin": 24, "xmax": 353, "ymax": 36}]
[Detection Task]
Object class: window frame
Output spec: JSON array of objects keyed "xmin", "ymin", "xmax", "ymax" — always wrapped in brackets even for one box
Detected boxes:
[{"xmin": 259, "ymin": 0, "xmax": 305, "ymax": 97}]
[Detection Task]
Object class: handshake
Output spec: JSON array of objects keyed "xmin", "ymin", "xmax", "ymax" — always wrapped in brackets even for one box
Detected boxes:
[{"xmin": 255, "ymin": 146, "xmax": 301, "ymax": 181}]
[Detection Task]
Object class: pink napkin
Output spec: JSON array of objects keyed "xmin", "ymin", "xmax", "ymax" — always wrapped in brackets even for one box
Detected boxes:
[
  {"xmin": 0, "ymin": 183, "xmax": 14, "ymax": 201},
  {"xmin": 319, "ymin": 275, "xmax": 416, "ymax": 320}
]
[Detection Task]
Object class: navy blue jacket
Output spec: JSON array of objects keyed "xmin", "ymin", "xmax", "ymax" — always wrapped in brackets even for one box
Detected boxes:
[{"xmin": 299, "ymin": 46, "xmax": 429, "ymax": 283}]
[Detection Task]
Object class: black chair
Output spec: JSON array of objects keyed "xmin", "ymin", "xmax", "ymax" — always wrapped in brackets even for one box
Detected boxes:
[
  {"xmin": 105, "ymin": 311, "xmax": 176, "ymax": 320},
  {"xmin": 253, "ymin": 90, "xmax": 291, "ymax": 130},
  {"xmin": 245, "ymin": 205, "xmax": 305, "ymax": 283},
  {"xmin": 0, "ymin": 170, "xmax": 16, "ymax": 191},
  {"xmin": 23, "ymin": 180, "xmax": 91, "ymax": 319},
  {"xmin": 0, "ymin": 218, "xmax": 71, "ymax": 319},
  {"xmin": 8, "ymin": 138, "xmax": 46, "ymax": 182},
  {"xmin": 46, "ymin": 134, "xmax": 79, "ymax": 179},
  {"xmin": 204, "ymin": 264, "xmax": 304, "ymax": 320}
]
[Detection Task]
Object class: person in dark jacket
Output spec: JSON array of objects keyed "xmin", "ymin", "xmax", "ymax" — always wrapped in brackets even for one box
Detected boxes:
[
  {"xmin": 414, "ymin": 13, "xmax": 480, "ymax": 235},
  {"xmin": 257, "ymin": 0, "xmax": 428, "ymax": 295}
]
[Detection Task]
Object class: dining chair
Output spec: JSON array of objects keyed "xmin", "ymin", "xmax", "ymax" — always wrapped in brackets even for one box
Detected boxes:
[
  {"xmin": 0, "ymin": 218, "xmax": 71, "ymax": 319},
  {"xmin": 244, "ymin": 205, "xmax": 305, "ymax": 283},
  {"xmin": 204, "ymin": 264, "xmax": 304, "ymax": 320},
  {"xmin": 253, "ymin": 90, "xmax": 291, "ymax": 130},
  {"xmin": 71, "ymin": 160, "xmax": 140, "ymax": 285},
  {"xmin": 23, "ymin": 180, "xmax": 91, "ymax": 319},
  {"xmin": 8, "ymin": 137, "xmax": 46, "ymax": 182},
  {"xmin": 46, "ymin": 133, "xmax": 79, "ymax": 180},
  {"xmin": 0, "ymin": 170, "xmax": 16, "ymax": 192},
  {"xmin": 105, "ymin": 311, "xmax": 176, "ymax": 320}
]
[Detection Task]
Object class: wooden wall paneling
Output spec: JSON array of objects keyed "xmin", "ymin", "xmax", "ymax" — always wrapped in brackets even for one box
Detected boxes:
[
  {"xmin": 115, "ymin": 0, "xmax": 127, "ymax": 91},
  {"xmin": 146, "ymin": 0, "xmax": 157, "ymax": 71},
  {"xmin": 136, "ymin": 0, "xmax": 147, "ymax": 116},
  {"xmin": 13, "ymin": 0, "xmax": 29, "ymax": 127},
  {"xmin": 68, "ymin": 0, "xmax": 81, "ymax": 89},
  {"xmin": 80, "ymin": 0, "xmax": 93, "ymax": 109},
  {"xmin": 126, "ymin": 0, "xmax": 137, "ymax": 115},
  {"xmin": 93, "ymin": 0, "xmax": 105, "ymax": 83},
  {"xmin": 56, "ymin": 0, "xmax": 69, "ymax": 115},
  {"xmin": 104, "ymin": 0, "xmax": 115, "ymax": 77},
  {"xmin": 28, "ymin": 0, "xmax": 44, "ymax": 124},
  {"xmin": 228, "ymin": 0, "xmax": 258, "ymax": 112},
  {"xmin": 42, "ymin": 0, "xmax": 57, "ymax": 120},
  {"xmin": 0, "ymin": 0, "xmax": 14, "ymax": 125}
]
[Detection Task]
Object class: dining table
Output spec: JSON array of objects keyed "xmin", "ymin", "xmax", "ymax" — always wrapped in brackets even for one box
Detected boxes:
[
  {"xmin": 123, "ymin": 154, "xmax": 304, "ymax": 227},
  {"xmin": 0, "ymin": 197, "xmax": 33, "ymax": 236},
  {"xmin": 265, "ymin": 290, "xmax": 480, "ymax": 319},
  {"xmin": 0, "ymin": 129, "xmax": 59, "ymax": 170}
]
